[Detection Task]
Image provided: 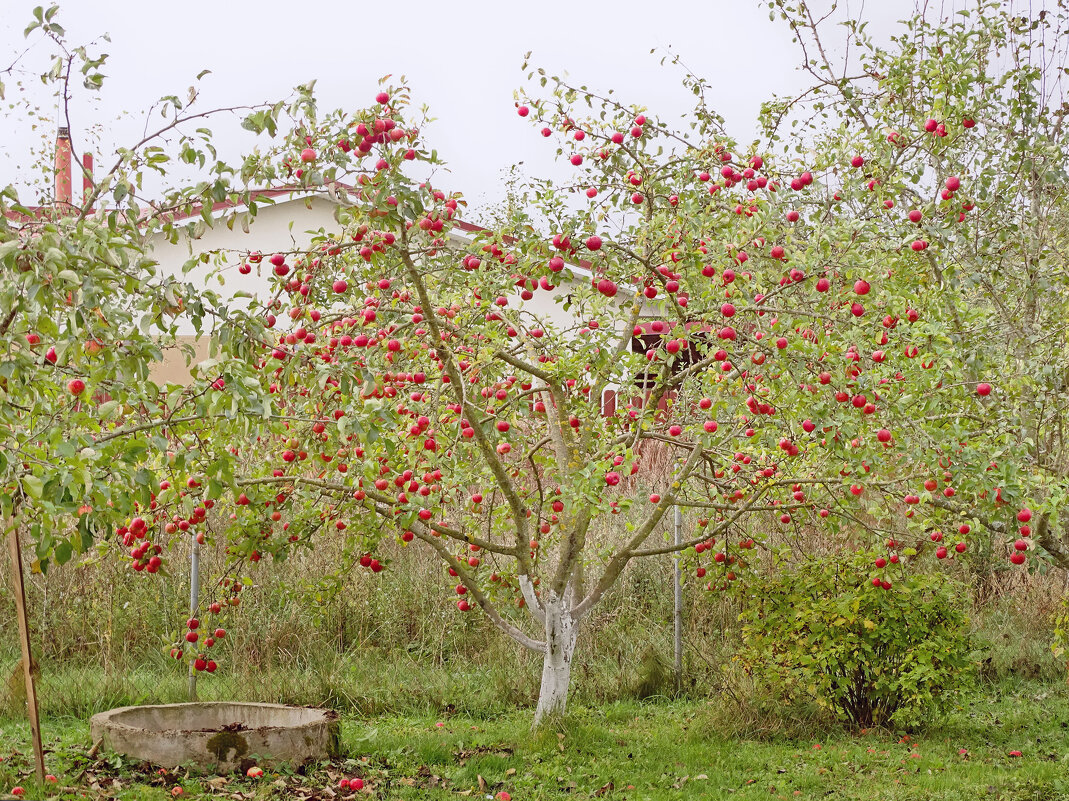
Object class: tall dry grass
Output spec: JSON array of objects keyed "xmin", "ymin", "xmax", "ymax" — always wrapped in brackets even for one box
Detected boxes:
[{"xmin": 0, "ymin": 493, "xmax": 1065, "ymax": 720}]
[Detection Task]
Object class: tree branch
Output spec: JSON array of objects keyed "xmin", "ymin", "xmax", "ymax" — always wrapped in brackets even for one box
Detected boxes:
[
  {"xmin": 1035, "ymin": 511, "xmax": 1069, "ymax": 571},
  {"xmin": 573, "ymin": 441, "xmax": 705, "ymax": 618},
  {"xmin": 409, "ymin": 519, "xmax": 546, "ymax": 653},
  {"xmin": 398, "ymin": 239, "xmax": 534, "ymax": 570}
]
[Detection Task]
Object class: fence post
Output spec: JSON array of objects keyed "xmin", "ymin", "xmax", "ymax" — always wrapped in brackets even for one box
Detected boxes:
[
  {"xmin": 6, "ymin": 524, "xmax": 46, "ymax": 783},
  {"xmin": 673, "ymin": 504, "xmax": 683, "ymax": 693},
  {"xmin": 188, "ymin": 533, "xmax": 200, "ymax": 701}
]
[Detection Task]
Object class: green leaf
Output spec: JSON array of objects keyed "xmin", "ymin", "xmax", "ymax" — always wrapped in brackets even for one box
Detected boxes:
[
  {"xmin": 97, "ymin": 400, "xmax": 120, "ymax": 419},
  {"xmin": 54, "ymin": 539, "xmax": 73, "ymax": 565},
  {"xmin": 21, "ymin": 475, "xmax": 43, "ymax": 500}
]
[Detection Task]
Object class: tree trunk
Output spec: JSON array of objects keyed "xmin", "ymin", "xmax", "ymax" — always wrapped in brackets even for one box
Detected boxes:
[{"xmin": 533, "ymin": 589, "xmax": 579, "ymax": 727}]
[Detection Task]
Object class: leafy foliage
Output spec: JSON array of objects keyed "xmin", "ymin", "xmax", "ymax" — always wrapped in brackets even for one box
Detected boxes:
[
  {"xmin": 1053, "ymin": 595, "xmax": 1069, "ymax": 670},
  {"xmin": 739, "ymin": 551, "xmax": 971, "ymax": 728},
  {"xmin": 759, "ymin": 0, "xmax": 1069, "ymax": 572},
  {"xmin": 0, "ymin": 6, "xmax": 338, "ymax": 579}
]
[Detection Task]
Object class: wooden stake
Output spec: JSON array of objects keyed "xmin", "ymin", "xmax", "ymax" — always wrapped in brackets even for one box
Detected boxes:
[{"xmin": 6, "ymin": 525, "xmax": 46, "ymax": 784}]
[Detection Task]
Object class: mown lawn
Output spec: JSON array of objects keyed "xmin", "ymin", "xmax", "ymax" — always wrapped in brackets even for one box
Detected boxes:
[{"xmin": 1, "ymin": 679, "xmax": 1067, "ymax": 800}]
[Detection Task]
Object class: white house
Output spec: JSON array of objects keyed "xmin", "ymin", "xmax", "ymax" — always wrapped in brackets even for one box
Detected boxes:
[
  {"xmin": 39, "ymin": 127, "xmax": 658, "ymax": 409},
  {"xmin": 145, "ymin": 188, "xmax": 600, "ymax": 385}
]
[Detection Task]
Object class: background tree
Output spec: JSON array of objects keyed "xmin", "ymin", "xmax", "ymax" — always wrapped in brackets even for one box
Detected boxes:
[
  {"xmin": 0, "ymin": 5, "xmax": 337, "ymax": 668},
  {"xmin": 758, "ymin": 0, "xmax": 1069, "ymax": 578}
]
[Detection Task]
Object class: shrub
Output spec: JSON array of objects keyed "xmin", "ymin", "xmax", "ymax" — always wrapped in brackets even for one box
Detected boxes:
[
  {"xmin": 1053, "ymin": 594, "xmax": 1069, "ymax": 675},
  {"xmin": 737, "ymin": 550, "xmax": 971, "ymax": 729}
]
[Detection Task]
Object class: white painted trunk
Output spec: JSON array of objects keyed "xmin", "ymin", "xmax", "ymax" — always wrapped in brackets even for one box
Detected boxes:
[{"xmin": 532, "ymin": 590, "xmax": 579, "ymax": 727}]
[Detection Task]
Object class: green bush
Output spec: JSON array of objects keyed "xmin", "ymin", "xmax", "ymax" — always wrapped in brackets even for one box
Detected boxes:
[{"xmin": 737, "ymin": 550, "xmax": 972, "ymax": 729}]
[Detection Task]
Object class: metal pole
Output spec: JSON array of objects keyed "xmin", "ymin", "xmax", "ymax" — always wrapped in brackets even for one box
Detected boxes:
[
  {"xmin": 188, "ymin": 533, "xmax": 200, "ymax": 701},
  {"xmin": 673, "ymin": 505, "xmax": 683, "ymax": 694},
  {"xmin": 6, "ymin": 525, "xmax": 46, "ymax": 783}
]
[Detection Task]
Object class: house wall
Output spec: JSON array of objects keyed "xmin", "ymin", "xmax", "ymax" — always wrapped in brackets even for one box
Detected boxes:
[
  {"xmin": 147, "ymin": 196, "xmax": 629, "ymax": 392},
  {"xmin": 153, "ymin": 336, "xmax": 213, "ymax": 386},
  {"xmin": 151, "ymin": 197, "xmax": 341, "ymax": 333},
  {"xmin": 147, "ymin": 196, "xmax": 341, "ymax": 384}
]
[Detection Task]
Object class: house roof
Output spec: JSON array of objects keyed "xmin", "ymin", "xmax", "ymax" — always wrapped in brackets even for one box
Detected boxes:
[
  {"xmin": 156, "ymin": 185, "xmax": 596, "ymax": 279},
  {"xmin": 4, "ymin": 183, "xmax": 595, "ymax": 280}
]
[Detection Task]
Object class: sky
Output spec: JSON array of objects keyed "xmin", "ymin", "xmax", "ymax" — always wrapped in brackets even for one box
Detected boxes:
[{"xmin": 0, "ymin": 0, "xmax": 933, "ymax": 211}]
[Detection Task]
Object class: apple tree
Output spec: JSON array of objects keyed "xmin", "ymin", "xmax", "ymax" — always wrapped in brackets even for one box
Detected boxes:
[
  {"xmin": 8, "ymin": 0, "xmax": 1064, "ymax": 730},
  {"xmin": 207, "ymin": 49, "xmax": 1012, "ymax": 722}
]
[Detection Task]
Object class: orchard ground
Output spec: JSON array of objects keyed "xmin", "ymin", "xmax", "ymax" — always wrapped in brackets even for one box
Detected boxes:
[
  {"xmin": 1, "ymin": 680, "xmax": 1067, "ymax": 800},
  {"xmin": 3, "ymin": 517, "xmax": 1067, "ymax": 799}
]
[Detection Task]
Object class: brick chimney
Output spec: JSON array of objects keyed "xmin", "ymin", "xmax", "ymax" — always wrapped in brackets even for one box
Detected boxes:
[
  {"xmin": 55, "ymin": 126, "xmax": 72, "ymax": 206},
  {"xmin": 82, "ymin": 152, "xmax": 94, "ymax": 197}
]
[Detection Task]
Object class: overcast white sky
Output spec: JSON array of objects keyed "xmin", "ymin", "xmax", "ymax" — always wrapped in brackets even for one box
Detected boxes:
[{"xmin": 0, "ymin": 0, "xmax": 935, "ymax": 211}]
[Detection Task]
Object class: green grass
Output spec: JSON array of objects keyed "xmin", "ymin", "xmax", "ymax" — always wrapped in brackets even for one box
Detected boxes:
[
  {"xmin": 2, "ymin": 533, "xmax": 1066, "ymax": 799},
  {"xmin": 1, "ymin": 679, "xmax": 1068, "ymax": 800}
]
